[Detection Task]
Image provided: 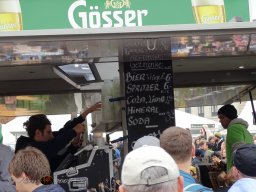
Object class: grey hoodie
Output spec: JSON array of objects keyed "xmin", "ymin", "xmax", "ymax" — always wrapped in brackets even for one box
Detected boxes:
[
  {"xmin": 226, "ymin": 118, "xmax": 253, "ymax": 171},
  {"xmin": 228, "ymin": 118, "xmax": 249, "ymax": 128},
  {"xmin": 0, "ymin": 144, "xmax": 15, "ymax": 192}
]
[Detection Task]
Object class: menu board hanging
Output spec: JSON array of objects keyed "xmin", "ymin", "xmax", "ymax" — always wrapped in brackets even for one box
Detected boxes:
[{"xmin": 123, "ymin": 38, "xmax": 175, "ymax": 151}]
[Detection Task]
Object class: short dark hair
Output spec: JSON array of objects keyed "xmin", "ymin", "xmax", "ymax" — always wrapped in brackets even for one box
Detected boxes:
[
  {"xmin": 211, "ymin": 151, "xmax": 221, "ymax": 159},
  {"xmin": 218, "ymin": 104, "xmax": 238, "ymax": 120},
  {"xmin": 206, "ymin": 142, "xmax": 213, "ymax": 149},
  {"xmin": 23, "ymin": 114, "xmax": 51, "ymax": 139}
]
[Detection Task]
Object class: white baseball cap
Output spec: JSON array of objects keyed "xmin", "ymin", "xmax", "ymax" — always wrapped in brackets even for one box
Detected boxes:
[
  {"xmin": 121, "ymin": 146, "xmax": 179, "ymax": 185},
  {"xmin": 133, "ymin": 136, "xmax": 160, "ymax": 150}
]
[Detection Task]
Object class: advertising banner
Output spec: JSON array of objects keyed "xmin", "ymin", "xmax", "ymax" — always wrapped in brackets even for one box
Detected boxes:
[{"xmin": 0, "ymin": 0, "xmax": 251, "ymax": 31}]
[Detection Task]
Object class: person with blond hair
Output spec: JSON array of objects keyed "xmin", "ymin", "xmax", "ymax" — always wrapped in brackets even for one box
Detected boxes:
[
  {"xmin": 8, "ymin": 147, "xmax": 65, "ymax": 192},
  {"xmin": 160, "ymin": 127, "xmax": 212, "ymax": 191}
]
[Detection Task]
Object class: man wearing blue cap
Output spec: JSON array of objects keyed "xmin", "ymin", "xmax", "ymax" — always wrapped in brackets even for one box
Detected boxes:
[
  {"xmin": 218, "ymin": 104, "xmax": 253, "ymax": 172},
  {"xmin": 228, "ymin": 144, "xmax": 256, "ymax": 192}
]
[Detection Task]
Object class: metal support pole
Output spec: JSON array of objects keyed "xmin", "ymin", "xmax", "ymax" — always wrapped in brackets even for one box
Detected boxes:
[{"xmin": 249, "ymin": 90, "xmax": 256, "ymax": 125}]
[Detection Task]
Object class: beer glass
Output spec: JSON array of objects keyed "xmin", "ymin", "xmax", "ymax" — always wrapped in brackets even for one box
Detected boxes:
[
  {"xmin": 192, "ymin": 0, "xmax": 226, "ymax": 24},
  {"xmin": 0, "ymin": 0, "xmax": 22, "ymax": 31}
]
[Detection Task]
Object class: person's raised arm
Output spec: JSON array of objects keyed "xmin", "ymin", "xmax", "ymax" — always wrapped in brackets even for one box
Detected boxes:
[
  {"xmin": 81, "ymin": 102, "xmax": 102, "ymax": 119},
  {"xmin": 35, "ymin": 124, "xmax": 85, "ymax": 158},
  {"xmin": 57, "ymin": 102, "xmax": 102, "ymax": 134}
]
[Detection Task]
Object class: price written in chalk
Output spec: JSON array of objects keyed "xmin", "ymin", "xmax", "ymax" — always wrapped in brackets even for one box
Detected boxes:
[{"xmin": 123, "ymin": 38, "xmax": 175, "ymax": 151}]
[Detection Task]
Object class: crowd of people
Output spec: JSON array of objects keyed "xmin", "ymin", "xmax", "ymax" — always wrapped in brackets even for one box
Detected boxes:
[{"xmin": 0, "ymin": 103, "xmax": 256, "ymax": 192}]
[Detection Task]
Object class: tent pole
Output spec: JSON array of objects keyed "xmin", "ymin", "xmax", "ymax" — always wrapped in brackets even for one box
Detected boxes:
[{"xmin": 249, "ymin": 91, "xmax": 256, "ymax": 125}]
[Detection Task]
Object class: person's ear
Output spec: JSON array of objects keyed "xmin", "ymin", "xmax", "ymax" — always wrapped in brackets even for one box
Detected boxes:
[
  {"xmin": 119, "ymin": 185, "xmax": 127, "ymax": 192},
  {"xmin": 177, "ymin": 176, "xmax": 184, "ymax": 192},
  {"xmin": 21, "ymin": 172, "xmax": 28, "ymax": 179},
  {"xmin": 232, "ymin": 166, "xmax": 239, "ymax": 178}
]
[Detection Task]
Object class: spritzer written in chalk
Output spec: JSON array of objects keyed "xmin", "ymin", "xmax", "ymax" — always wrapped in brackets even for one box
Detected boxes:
[
  {"xmin": 192, "ymin": 0, "xmax": 226, "ymax": 24},
  {"xmin": 0, "ymin": 0, "xmax": 22, "ymax": 31}
]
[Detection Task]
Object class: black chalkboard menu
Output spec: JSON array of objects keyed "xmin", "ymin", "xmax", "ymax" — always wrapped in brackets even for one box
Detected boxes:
[{"xmin": 123, "ymin": 38, "xmax": 175, "ymax": 151}]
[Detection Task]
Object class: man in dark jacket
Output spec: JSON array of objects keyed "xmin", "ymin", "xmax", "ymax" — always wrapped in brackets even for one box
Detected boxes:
[
  {"xmin": 9, "ymin": 147, "xmax": 65, "ymax": 192},
  {"xmin": 15, "ymin": 102, "xmax": 101, "ymax": 172}
]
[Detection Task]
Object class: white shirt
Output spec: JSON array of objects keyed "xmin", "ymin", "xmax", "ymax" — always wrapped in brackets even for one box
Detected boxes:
[{"xmin": 228, "ymin": 178, "xmax": 256, "ymax": 192}]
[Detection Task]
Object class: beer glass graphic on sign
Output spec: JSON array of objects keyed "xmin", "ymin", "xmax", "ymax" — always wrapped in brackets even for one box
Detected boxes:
[
  {"xmin": 0, "ymin": 0, "xmax": 23, "ymax": 31},
  {"xmin": 192, "ymin": 0, "xmax": 226, "ymax": 24}
]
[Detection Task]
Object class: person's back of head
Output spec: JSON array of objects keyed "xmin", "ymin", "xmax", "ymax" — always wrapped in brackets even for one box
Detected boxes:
[
  {"xmin": 198, "ymin": 140, "xmax": 206, "ymax": 150},
  {"xmin": 8, "ymin": 147, "xmax": 50, "ymax": 185},
  {"xmin": 217, "ymin": 104, "xmax": 238, "ymax": 120},
  {"xmin": 120, "ymin": 146, "xmax": 183, "ymax": 192},
  {"xmin": 8, "ymin": 147, "xmax": 50, "ymax": 192},
  {"xmin": 133, "ymin": 135, "xmax": 160, "ymax": 150},
  {"xmin": 8, "ymin": 147, "xmax": 66, "ymax": 192},
  {"xmin": 232, "ymin": 144, "xmax": 256, "ymax": 179},
  {"xmin": 160, "ymin": 127, "xmax": 192, "ymax": 164},
  {"xmin": 24, "ymin": 114, "xmax": 51, "ymax": 139}
]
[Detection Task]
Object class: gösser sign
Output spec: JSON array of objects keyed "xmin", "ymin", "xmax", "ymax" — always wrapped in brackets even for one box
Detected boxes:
[
  {"xmin": 68, "ymin": 0, "xmax": 148, "ymax": 28},
  {"xmin": 0, "ymin": 0, "xmax": 251, "ymax": 31}
]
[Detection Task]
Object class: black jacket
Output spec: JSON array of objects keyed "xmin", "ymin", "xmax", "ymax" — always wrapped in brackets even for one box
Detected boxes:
[{"xmin": 15, "ymin": 115, "xmax": 84, "ymax": 172}]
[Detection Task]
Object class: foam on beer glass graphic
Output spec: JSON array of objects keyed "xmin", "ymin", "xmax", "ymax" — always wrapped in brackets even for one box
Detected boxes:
[
  {"xmin": 0, "ymin": 0, "xmax": 22, "ymax": 31},
  {"xmin": 192, "ymin": 0, "xmax": 226, "ymax": 24}
]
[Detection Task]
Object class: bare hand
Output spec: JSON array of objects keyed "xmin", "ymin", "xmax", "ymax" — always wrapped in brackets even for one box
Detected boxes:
[
  {"xmin": 72, "ymin": 133, "xmax": 83, "ymax": 147},
  {"xmin": 82, "ymin": 102, "xmax": 102, "ymax": 118},
  {"xmin": 73, "ymin": 123, "xmax": 85, "ymax": 134},
  {"xmin": 212, "ymin": 156, "xmax": 221, "ymax": 164}
]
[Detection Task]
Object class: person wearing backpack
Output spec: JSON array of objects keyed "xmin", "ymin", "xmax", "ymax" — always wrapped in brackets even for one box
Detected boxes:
[{"xmin": 160, "ymin": 127, "xmax": 213, "ymax": 191}]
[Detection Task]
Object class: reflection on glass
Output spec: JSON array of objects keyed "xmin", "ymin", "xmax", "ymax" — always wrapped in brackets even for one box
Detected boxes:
[
  {"xmin": 0, "ymin": 40, "xmax": 119, "ymax": 65},
  {"xmin": 0, "ymin": 95, "xmax": 48, "ymax": 117},
  {"xmin": 249, "ymin": 34, "xmax": 256, "ymax": 52},
  {"xmin": 0, "ymin": 88, "xmax": 254, "ymax": 122},
  {"xmin": 171, "ymin": 34, "xmax": 250, "ymax": 58},
  {"xmin": 59, "ymin": 63, "xmax": 95, "ymax": 83},
  {"xmin": 0, "ymin": 93, "xmax": 104, "ymax": 119},
  {"xmin": 174, "ymin": 85, "xmax": 248, "ymax": 108}
]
